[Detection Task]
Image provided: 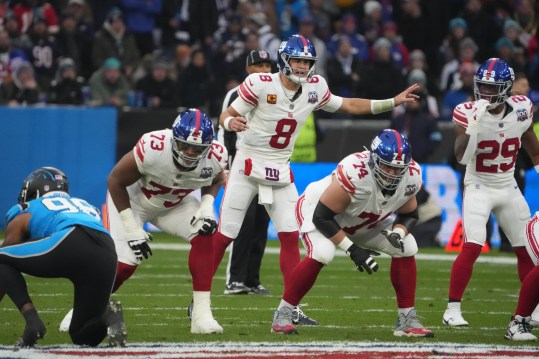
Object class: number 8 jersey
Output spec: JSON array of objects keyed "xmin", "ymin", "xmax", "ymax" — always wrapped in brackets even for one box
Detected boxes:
[
  {"xmin": 452, "ymin": 96, "xmax": 534, "ymax": 186},
  {"xmin": 232, "ymin": 72, "xmax": 342, "ymax": 163}
]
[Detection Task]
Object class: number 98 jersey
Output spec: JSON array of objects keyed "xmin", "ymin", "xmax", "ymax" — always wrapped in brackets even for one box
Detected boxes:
[{"xmin": 452, "ymin": 96, "xmax": 533, "ymax": 186}]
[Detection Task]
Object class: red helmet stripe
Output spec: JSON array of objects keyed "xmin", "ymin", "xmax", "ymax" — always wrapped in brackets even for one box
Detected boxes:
[
  {"xmin": 300, "ymin": 35, "xmax": 308, "ymax": 47},
  {"xmin": 193, "ymin": 109, "xmax": 201, "ymax": 137},
  {"xmin": 486, "ymin": 59, "xmax": 497, "ymax": 79},
  {"xmin": 392, "ymin": 130, "xmax": 403, "ymax": 160}
]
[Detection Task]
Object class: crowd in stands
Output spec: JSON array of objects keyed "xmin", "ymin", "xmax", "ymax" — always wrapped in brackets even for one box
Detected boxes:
[{"xmin": 0, "ymin": 0, "xmax": 538, "ymax": 120}]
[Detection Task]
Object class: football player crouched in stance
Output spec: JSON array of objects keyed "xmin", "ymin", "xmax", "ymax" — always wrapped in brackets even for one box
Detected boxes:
[
  {"xmin": 60, "ymin": 109, "xmax": 228, "ymax": 336},
  {"xmin": 271, "ymin": 130, "xmax": 434, "ymax": 338},
  {"xmin": 1, "ymin": 167, "xmax": 119, "ymax": 347},
  {"xmin": 504, "ymin": 211, "xmax": 539, "ymax": 341}
]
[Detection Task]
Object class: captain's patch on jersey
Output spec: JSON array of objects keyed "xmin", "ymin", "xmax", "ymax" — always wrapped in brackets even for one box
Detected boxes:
[{"xmin": 267, "ymin": 94, "xmax": 277, "ymax": 104}]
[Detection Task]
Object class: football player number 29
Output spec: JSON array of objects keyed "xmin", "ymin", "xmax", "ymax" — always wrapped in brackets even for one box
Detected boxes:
[
  {"xmin": 476, "ymin": 137, "xmax": 519, "ymax": 173},
  {"xmin": 270, "ymin": 119, "xmax": 297, "ymax": 149}
]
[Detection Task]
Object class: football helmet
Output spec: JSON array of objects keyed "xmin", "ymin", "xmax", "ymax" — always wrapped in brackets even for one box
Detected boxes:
[
  {"xmin": 171, "ymin": 108, "xmax": 213, "ymax": 169},
  {"xmin": 18, "ymin": 167, "xmax": 69, "ymax": 203},
  {"xmin": 368, "ymin": 129, "xmax": 412, "ymax": 191},
  {"xmin": 277, "ymin": 34, "xmax": 317, "ymax": 84},
  {"xmin": 474, "ymin": 58, "xmax": 514, "ymax": 109}
]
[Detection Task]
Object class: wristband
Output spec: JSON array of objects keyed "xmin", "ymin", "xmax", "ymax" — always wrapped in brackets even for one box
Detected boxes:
[
  {"xmin": 370, "ymin": 99, "xmax": 395, "ymax": 114},
  {"xmin": 337, "ymin": 236, "xmax": 354, "ymax": 253},
  {"xmin": 119, "ymin": 208, "xmax": 140, "ymax": 233},
  {"xmin": 392, "ymin": 227, "xmax": 406, "ymax": 238},
  {"xmin": 199, "ymin": 194, "xmax": 215, "ymax": 218},
  {"xmin": 223, "ymin": 116, "xmax": 234, "ymax": 131},
  {"xmin": 535, "ymin": 164, "xmax": 539, "ymax": 174}
]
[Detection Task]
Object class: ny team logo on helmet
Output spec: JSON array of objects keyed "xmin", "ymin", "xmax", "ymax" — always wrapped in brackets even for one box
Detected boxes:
[
  {"xmin": 277, "ymin": 34, "xmax": 317, "ymax": 84},
  {"xmin": 368, "ymin": 129, "xmax": 412, "ymax": 191},
  {"xmin": 474, "ymin": 58, "xmax": 514, "ymax": 109},
  {"xmin": 18, "ymin": 167, "xmax": 69, "ymax": 203},
  {"xmin": 171, "ymin": 108, "xmax": 213, "ymax": 169}
]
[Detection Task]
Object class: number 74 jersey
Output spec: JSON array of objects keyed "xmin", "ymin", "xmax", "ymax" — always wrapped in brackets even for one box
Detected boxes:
[
  {"xmin": 298, "ymin": 151, "xmax": 422, "ymax": 237},
  {"xmin": 452, "ymin": 96, "xmax": 534, "ymax": 186}
]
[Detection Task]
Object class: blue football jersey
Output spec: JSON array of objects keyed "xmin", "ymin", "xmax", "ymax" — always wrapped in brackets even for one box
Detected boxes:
[{"xmin": 5, "ymin": 192, "xmax": 108, "ymax": 239}]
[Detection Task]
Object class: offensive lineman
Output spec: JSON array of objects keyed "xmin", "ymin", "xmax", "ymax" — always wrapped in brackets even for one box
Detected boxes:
[
  {"xmin": 60, "ymin": 109, "xmax": 228, "ymax": 335},
  {"xmin": 211, "ymin": 34, "xmax": 420, "ymax": 323},
  {"xmin": 271, "ymin": 130, "xmax": 434, "ymax": 337},
  {"xmin": 443, "ymin": 58, "xmax": 539, "ymax": 327}
]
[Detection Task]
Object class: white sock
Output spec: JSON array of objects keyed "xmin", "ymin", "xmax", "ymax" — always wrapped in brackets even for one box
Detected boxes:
[
  {"xmin": 447, "ymin": 302, "xmax": 461, "ymax": 311},
  {"xmin": 398, "ymin": 307, "xmax": 413, "ymax": 316},
  {"xmin": 192, "ymin": 291, "xmax": 212, "ymax": 318},
  {"xmin": 278, "ymin": 299, "xmax": 295, "ymax": 310}
]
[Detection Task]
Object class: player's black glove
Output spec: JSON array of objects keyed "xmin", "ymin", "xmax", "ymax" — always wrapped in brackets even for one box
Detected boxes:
[
  {"xmin": 345, "ymin": 243, "xmax": 379, "ymax": 274},
  {"xmin": 127, "ymin": 233, "xmax": 153, "ymax": 261},
  {"xmin": 191, "ymin": 216, "xmax": 217, "ymax": 235},
  {"xmin": 381, "ymin": 229, "xmax": 405, "ymax": 253}
]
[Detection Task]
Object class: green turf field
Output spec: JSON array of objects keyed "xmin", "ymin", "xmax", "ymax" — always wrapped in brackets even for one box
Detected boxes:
[{"xmin": 0, "ymin": 232, "xmax": 535, "ymax": 347}]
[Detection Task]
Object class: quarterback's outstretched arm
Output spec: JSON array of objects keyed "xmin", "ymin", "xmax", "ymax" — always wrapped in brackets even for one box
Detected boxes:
[{"xmin": 337, "ymin": 83, "xmax": 421, "ymax": 115}]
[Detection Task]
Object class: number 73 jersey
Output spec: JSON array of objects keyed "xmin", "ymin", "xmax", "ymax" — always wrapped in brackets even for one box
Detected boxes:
[
  {"xmin": 298, "ymin": 151, "xmax": 422, "ymax": 237},
  {"xmin": 130, "ymin": 129, "xmax": 228, "ymax": 209},
  {"xmin": 452, "ymin": 96, "xmax": 534, "ymax": 186}
]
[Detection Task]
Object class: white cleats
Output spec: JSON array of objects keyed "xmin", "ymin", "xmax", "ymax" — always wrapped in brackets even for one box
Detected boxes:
[
  {"xmin": 443, "ymin": 307, "xmax": 469, "ymax": 327},
  {"xmin": 505, "ymin": 315, "xmax": 537, "ymax": 341},
  {"xmin": 191, "ymin": 316, "xmax": 223, "ymax": 334}
]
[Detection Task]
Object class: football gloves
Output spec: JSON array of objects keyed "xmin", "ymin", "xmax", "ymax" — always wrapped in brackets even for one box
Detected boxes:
[
  {"xmin": 190, "ymin": 194, "xmax": 217, "ymax": 235},
  {"xmin": 128, "ymin": 235, "xmax": 153, "ymax": 261},
  {"xmin": 466, "ymin": 99, "xmax": 489, "ymax": 135},
  {"xmin": 345, "ymin": 243, "xmax": 379, "ymax": 274},
  {"xmin": 381, "ymin": 229, "xmax": 405, "ymax": 253}
]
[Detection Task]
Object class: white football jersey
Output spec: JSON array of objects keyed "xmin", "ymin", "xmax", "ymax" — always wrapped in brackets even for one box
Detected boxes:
[
  {"xmin": 130, "ymin": 129, "xmax": 228, "ymax": 209},
  {"xmin": 453, "ymin": 96, "xmax": 534, "ymax": 186},
  {"xmin": 231, "ymin": 72, "xmax": 343, "ymax": 163},
  {"xmin": 300, "ymin": 151, "xmax": 422, "ymax": 236}
]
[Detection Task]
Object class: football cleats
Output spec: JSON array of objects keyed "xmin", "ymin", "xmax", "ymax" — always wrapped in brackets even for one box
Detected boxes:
[
  {"xmin": 474, "ymin": 58, "xmax": 514, "ymax": 110},
  {"xmin": 277, "ymin": 34, "xmax": 317, "ymax": 84},
  {"xmin": 368, "ymin": 129, "xmax": 412, "ymax": 191},
  {"xmin": 171, "ymin": 108, "xmax": 213, "ymax": 169},
  {"xmin": 18, "ymin": 167, "xmax": 69, "ymax": 203}
]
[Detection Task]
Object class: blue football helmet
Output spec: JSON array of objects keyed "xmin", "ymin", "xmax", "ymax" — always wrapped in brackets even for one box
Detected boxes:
[
  {"xmin": 19, "ymin": 167, "xmax": 69, "ymax": 203},
  {"xmin": 277, "ymin": 34, "xmax": 317, "ymax": 84},
  {"xmin": 171, "ymin": 108, "xmax": 213, "ymax": 169},
  {"xmin": 368, "ymin": 129, "xmax": 412, "ymax": 191},
  {"xmin": 474, "ymin": 58, "xmax": 514, "ymax": 109}
]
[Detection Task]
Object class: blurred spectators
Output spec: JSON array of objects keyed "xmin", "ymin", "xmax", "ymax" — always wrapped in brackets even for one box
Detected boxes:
[
  {"xmin": 459, "ymin": 0, "xmax": 501, "ymax": 62},
  {"xmin": 361, "ymin": 0, "xmax": 383, "ymax": 45},
  {"xmin": 297, "ymin": 12, "xmax": 327, "ymax": 78},
  {"xmin": 380, "ymin": 20, "xmax": 408, "ymax": 73},
  {"xmin": 393, "ymin": 0, "xmax": 431, "ymax": 65},
  {"xmin": 13, "ymin": 0, "xmax": 59, "ymax": 34},
  {"xmin": 177, "ymin": 49, "xmax": 214, "ymax": 113},
  {"xmin": 212, "ymin": 13, "xmax": 246, "ymax": 89},
  {"xmin": 439, "ymin": 36, "xmax": 479, "ymax": 94},
  {"xmin": 47, "ymin": 57, "xmax": 85, "ymax": 105},
  {"xmin": 134, "ymin": 57, "xmax": 176, "ymax": 109},
  {"xmin": 274, "ymin": 0, "xmax": 309, "ymax": 39},
  {"xmin": 172, "ymin": 42, "xmax": 191, "ymax": 80},
  {"xmin": 0, "ymin": 61, "xmax": 39, "ymax": 105},
  {"xmin": 158, "ymin": 0, "xmax": 190, "ymax": 57},
  {"xmin": 357, "ymin": 37, "xmax": 405, "ymax": 119},
  {"xmin": 3, "ymin": 10, "xmax": 32, "ymax": 52},
  {"xmin": 394, "ymin": 68, "xmax": 438, "ymax": 119},
  {"xmin": 439, "ymin": 17, "xmax": 468, "ymax": 68},
  {"xmin": 326, "ymin": 35, "xmax": 362, "ymax": 99},
  {"xmin": 327, "ymin": 12, "xmax": 369, "ymax": 61},
  {"xmin": 0, "ymin": 29, "xmax": 28, "ymax": 84},
  {"xmin": 119, "ymin": 0, "xmax": 162, "ymax": 56},
  {"xmin": 92, "ymin": 7, "xmax": 140, "ymax": 81},
  {"xmin": 27, "ymin": 14, "xmax": 61, "ymax": 93},
  {"xmin": 440, "ymin": 61, "xmax": 475, "ymax": 122},
  {"xmin": 245, "ymin": 12, "xmax": 281, "ymax": 62},
  {"xmin": 88, "ymin": 57, "xmax": 130, "ymax": 107},
  {"xmin": 306, "ymin": 0, "xmax": 337, "ymax": 42}
]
